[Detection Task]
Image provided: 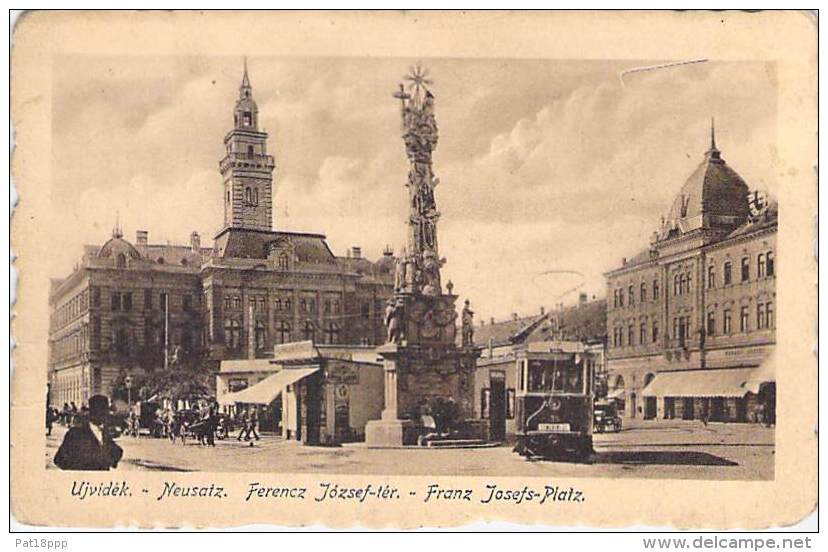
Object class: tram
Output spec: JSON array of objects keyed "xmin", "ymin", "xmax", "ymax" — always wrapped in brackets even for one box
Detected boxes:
[{"xmin": 513, "ymin": 343, "xmax": 595, "ymax": 459}]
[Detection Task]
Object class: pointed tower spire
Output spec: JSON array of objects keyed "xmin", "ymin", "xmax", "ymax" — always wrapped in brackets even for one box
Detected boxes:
[
  {"xmin": 707, "ymin": 117, "xmax": 721, "ymax": 160},
  {"xmin": 112, "ymin": 211, "xmax": 123, "ymax": 239},
  {"xmin": 240, "ymin": 56, "xmax": 252, "ymax": 98}
]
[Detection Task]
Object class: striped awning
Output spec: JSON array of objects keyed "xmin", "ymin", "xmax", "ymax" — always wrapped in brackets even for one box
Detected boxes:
[{"xmin": 641, "ymin": 368, "xmax": 761, "ymax": 398}]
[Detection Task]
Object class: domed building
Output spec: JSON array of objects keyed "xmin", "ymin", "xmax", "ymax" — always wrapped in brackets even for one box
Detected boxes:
[{"xmin": 604, "ymin": 124, "xmax": 777, "ymax": 424}]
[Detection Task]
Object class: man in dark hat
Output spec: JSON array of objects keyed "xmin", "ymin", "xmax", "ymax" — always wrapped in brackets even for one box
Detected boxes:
[{"xmin": 54, "ymin": 394, "xmax": 123, "ymax": 471}]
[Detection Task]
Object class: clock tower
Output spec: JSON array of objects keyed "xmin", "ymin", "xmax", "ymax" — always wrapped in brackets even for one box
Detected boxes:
[{"xmin": 219, "ymin": 59, "xmax": 276, "ymax": 231}]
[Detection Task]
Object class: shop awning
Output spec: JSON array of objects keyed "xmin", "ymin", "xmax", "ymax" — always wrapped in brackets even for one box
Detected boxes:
[
  {"xmin": 606, "ymin": 388, "xmax": 625, "ymax": 400},
  {"xmin": 743, "ymin": 353, "xmax": 776, "ymax": 394},
  {"xmin": 641, "ymin": 368, "xmax": 759, "ymax": 398},
  {"xmin": 217, "ymin": 367, "xmax": 319, "ymax": 405}
]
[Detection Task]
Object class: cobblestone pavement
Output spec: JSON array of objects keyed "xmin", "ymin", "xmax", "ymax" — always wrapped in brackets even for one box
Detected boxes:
[{"xmin": 45, "ymin": 420, "xmax": 774, "ymax": 480}]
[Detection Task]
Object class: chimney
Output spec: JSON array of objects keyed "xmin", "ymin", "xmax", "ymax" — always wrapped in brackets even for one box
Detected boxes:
[
  {"xmin": 351, "ymin": 246, "xmax": 362, "ymax": 259},
  {"xmin": 383, "ymin": 245, "xmax": 393, "ymax": 257},
  {"xmin": 511, "ymin": 313, "xmax": 518, "ymax": 321},
  {"xmin": 540, "ymin": 306, "xmax": 545, "ymax": 315},
  {"xmin": 579, "ymin": 292, "xmax": 588, "ymax": 306},
  {"xmin": 136, "ymin": 230, "xmax": 148, "ymax": 246},
  {"xmin": 190, "ymin": 231, "xmax": 201, "ymax": 252}
]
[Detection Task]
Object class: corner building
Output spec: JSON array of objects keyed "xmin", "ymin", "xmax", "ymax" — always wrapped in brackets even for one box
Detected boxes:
[
  {"xmin": 48, "ymin": 63, "xmax": 393, "ymax": 407},
  {"xmin": 605, "ymin": 128, "xmax": 776, "ymax": 423}
]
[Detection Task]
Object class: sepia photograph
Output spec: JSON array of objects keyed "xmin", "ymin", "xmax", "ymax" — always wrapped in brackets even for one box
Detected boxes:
[{"xmin": 9, "ymin": 9, "xmax": 817, "ymax": 531}]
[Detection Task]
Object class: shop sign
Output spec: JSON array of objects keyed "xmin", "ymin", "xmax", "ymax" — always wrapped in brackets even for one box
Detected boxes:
[{"xmin": 326, "ymin": 363, "xmax": 359, "ymax": 384}]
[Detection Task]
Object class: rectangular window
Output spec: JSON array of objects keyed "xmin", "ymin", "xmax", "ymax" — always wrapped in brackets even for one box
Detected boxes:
[
  {"xmin": 707, "ymin": 311, "xmax": 716, "ymax": 336},
  {"xmin": 224, "ymin": 296, "xmax": 232, "ymax": 310},
  {"xmin": 756, "ymin": 303, "xmax": 766, "ymax": 329},
  {"xmin": 123, "ymin": 292, "xmax": 133, "ymax": 311},
  {"xmin": 480, "ymin": 389, "xmax": 491, "ymax": 419},
  {"xmin": 144, "ymin": 289, "xmax": 152, "ymax": 310},
  {"xmin": 766, "ymin": 302, "xmax": 774, "ymax": 327},
  {"xmin": 627, "ymin": 325, "xmax": 634, "ymax": 347},
  {"xmin": 652, "ymin": 321, "xmax": 659, "ymax": 343},
  {"xmin": 613, "ymin": 289, "xmax": 618, "ymax": 309},
  {"xmin": 766, "ymin": 251, "xmax": 775, "ymax": 277},
  {"xmin": 741, "ymin": 257, "xmax": 750, "ymax": 282},
  {"xmin": 724, "ymin": 262, "xmax": 732, "ymax": 285},
  {"xmin": 640, "ymin": 283, "xmax": 647, "ymax": 303},
  {"xmin": 707, "ymin": 265, "xmax": 716, "ymax": 289},
  {"xmin": 639, "ymin": 323, "xmax": 647, "ymax": 345},
  {"xmin": 628, "ymin": 285, "xmax": 635, "ymax": 305},
  {"xmin": 653, "ymin": 280, "xmax": 660, "ymax": 300},
  {"xmin": 740, "ymin": 306, "xmax": 749, "ymax": 332},
  {"xmin": 618, "ymin": 290, "xmax": 624, "ymax": 307},
  {"xmin": 723, "ymin": 309, "xmax": 732, "ymax": 334},
  {"xmin": 506, "ymin": 389, "xmax": 516, "ymax": 419},
  {"xmin": 111, "ymin": 293, "xmax": 121, "ymax": 311},
  {"xmin": 757, "ymin": 254, "xmax": 766, "ymax": 278}
]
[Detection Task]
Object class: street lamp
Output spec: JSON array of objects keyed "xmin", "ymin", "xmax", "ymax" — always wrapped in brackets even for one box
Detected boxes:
[{"xmin": 125, "ymin": 374, "xmax": 133, "ymax": 411}]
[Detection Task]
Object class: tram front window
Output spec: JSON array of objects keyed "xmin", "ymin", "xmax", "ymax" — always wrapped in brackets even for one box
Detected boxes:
[{"xmin": 527, "ymin": 360, "xmax": 584, "ymax": 393}]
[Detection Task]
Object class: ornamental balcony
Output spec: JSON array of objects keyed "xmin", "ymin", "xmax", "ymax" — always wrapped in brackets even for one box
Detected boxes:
[{"xmin": 219, "ymin": 151, "xmax": 275, "ymax": 173}]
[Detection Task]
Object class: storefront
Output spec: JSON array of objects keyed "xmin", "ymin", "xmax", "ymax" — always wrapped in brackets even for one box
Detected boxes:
[
  {"xmin": 641, "ymin": 359, "xmax": 775, "ymax": 423},
  {"xmin": 218, "ymin": 342, "xmax": 384, "ymax": 445}
]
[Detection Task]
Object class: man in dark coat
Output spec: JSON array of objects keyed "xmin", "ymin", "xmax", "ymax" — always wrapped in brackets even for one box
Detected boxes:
[{"xmin": 54, "ymin": 395, "xmax": 123, "ymax": 471}]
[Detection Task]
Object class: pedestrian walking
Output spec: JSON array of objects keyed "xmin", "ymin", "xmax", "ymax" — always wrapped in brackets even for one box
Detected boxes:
[
  {"xmin": 237, "ymin": 408, "xmax": 250, "ymax": 441},
  {"xmin": 249, "ymin": 406, "xmax": 261, "ymax": 441}
]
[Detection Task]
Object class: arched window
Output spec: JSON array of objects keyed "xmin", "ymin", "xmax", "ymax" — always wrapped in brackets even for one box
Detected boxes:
[
  {"xmin": 278, "ymin": 253, "xmax": 289, "ymax": 270},
  {"xmin": 245, "ymin": 187, "xmax": 252, "ymax": 204},
  {"xmin": 302, "ymin": 321, "xmax": 315, "ymax": 342},
  {"xmin": 253, "ymin": 188, "xmax": 258, "ymax": 205},
  {"xmin": 673, "ymin": 274, "xmax": 680, "ymax": 295}
]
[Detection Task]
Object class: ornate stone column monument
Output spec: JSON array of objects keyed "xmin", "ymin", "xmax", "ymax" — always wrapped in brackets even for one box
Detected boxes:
[{"xmin": 365, "ymin": 65, "xmax": 479, "ymax": 447}]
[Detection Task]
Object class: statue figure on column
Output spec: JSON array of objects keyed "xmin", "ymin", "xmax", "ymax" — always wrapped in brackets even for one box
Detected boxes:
[
  {"xmin": 461, "ymin": 300, "xmax": 475, "ymax": 347},
  {"xmin": 385, "ymin": 298, "xmax": 405, "ymax": 343}
]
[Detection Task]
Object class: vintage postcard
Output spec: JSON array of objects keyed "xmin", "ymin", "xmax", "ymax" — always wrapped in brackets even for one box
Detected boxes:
[{"xmin": 10, "ymin": 10, "xmax": 817, "ymax": 529}]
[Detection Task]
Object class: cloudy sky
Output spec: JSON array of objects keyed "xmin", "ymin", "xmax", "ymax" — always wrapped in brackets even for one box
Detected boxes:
[{"xmin": 48, "ymin": 56, "xmax": 778, "ymax": 321}]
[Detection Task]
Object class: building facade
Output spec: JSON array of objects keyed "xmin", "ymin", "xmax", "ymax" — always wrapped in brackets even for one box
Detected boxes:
[
  {"xmin": 48, "ymin": 63, "xmax": 394, "ymax": 408},
  {"xmin": 605, "ymin": 128, "xmax": 777, "ymax": 422}
]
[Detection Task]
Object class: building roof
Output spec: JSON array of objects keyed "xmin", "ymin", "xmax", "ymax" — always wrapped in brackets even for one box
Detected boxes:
[
  {"xmin": 473, "ymin": 299, "xmax": 607, "ymax": 350},
  {"xmin": 657, "ymin": 129, "xmax": 750, "ymax": 243},
  {"xmin": 213, "ymin": 227, "xmax": 336, "ymax": 263},
  {"xmin": 474, "ymin": 313, "xmax": 548, "ymax": 348}
]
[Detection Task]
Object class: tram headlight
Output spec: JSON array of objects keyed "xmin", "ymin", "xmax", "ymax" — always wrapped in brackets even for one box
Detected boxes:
[{"xmin": 549, "ymin": 398, "xmax": 562, "ymax": 411}]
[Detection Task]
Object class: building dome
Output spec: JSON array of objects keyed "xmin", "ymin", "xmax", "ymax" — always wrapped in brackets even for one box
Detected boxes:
[
  {"xmin": 98, "ymin": 231, "xmax": 142, "ymax": 261},
  {"xmin": 657, "ymin": 124, "xmax": 750, "ymax": 241}
]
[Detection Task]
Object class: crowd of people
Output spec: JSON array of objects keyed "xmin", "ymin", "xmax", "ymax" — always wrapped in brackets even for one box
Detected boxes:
[{"xmin": 49, "ymin": 396, "xmax": 270, "ymax": 471}]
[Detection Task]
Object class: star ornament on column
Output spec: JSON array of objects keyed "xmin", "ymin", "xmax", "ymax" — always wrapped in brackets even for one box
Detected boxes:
[{"xmin": 404, "ymin": 63, "xmax": 434, "ymax": 101}]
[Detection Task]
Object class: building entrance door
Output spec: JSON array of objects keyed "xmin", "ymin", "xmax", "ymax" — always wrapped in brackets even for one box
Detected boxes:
[
  {"xmin": 303, "ymin": 373, "xmax": 322, "ymax": 445},
  {"xmin": 489, "ymin": 374, "xmax": 506, "ymax": 441}
]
